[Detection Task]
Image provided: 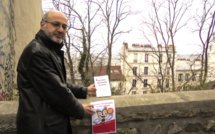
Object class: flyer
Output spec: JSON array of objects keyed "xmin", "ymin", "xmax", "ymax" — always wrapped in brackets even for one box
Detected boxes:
[
  {"xmin": 94, "ymin": 75, "xmax": 111, "ymax": 97},
  {"xmin": 91, "ymin": 100, "xmax": 116, "ymax": 134}
]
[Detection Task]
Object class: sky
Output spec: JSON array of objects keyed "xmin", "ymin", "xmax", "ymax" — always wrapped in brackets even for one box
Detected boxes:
[
  {"xmin": 115, "ymin": 0, "xmax": 204, "ymax": 55},
  {"xmin": 42, "ymin": 0, "xmax": 214, "ymax": 55}
]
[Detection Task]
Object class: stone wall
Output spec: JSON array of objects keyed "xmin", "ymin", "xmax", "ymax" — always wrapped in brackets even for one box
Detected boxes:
[
  {"xmin": 0, "ymin": 90, "xmax": 215, "ymax": 134},
  {"xmin": 0, "ymin": 0, "xmax": 42, "ymax": 99}
]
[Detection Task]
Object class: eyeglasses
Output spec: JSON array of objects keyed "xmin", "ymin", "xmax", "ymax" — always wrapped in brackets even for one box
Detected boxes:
[{"xmin": 44, "ymin": 21, "xmax": 68, "ymax": 31}]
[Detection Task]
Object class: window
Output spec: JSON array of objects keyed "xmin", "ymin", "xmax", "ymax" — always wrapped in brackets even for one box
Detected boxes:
[
  {"xmin": 133, "ymin": 67, "xmax": 137, "ymax": 76},
  {"xmin": 144, "ymin": 79, "xmax": 147, "ymax": 87},
  {"xmin": 158, "ymin": 67, "xmax": 162, "ymax": 74},
  {"xmin": 192, "ymin": 75, "xmax": 196, "ymax": 81},
  {"xmin": 159, "ymin": 54, "xmax": 163, "ymax": 63},
  {"xmin": 178, "ymin": 74, "xmax": 183, "ymax": 81},
  {"xmin": 145, "ymin": 54, "xmax": 149, "ymax": 62},
  {"xmin": 133, "ymin": 53, "xmax": 138, "ymax": 63},
  {"xmin": 168, "ymin": 54, "xmax": 171, "ymax": 62},
  {"xmin": 132, "ymin": 79, "xmax": 137, "ymax": 87},
  {"xmin": 119, "ymin": 82, "xmax": 122, "ymax": 89},
  {"xmin": 185, "ymin": 74, "xmax": 189, "ymax": 81},
  {"xmin": 166, "ymin": 79, "xmax": 169, "ymax": 88},
  {"xmin": 157, "ymin": 79, "xmax": 161, "ymax": 88},
  {"xmin": 113, "ymin": 70, "xmax": 119, "ymax": 73},
  {"xmin": 144, "ymin": 67, "xmax": 148, "ymax": 75},
  {"xmin": 132, "ymin": 91, "xmax": 136, "ymax": 94},
  {"xmin": 167, "ymin": 67, "xmax": 170, "ymax": 75}
]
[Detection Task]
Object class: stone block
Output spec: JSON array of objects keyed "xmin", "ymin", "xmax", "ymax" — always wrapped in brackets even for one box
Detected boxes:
[
  {"xmin": 129, "ymin": 112, "xmax": 149, "ymax": 121},
  {"xmin": 74, "ymin": 127, "xmax": 91, "ymax": 134},
  {"xmin": 167, "ymin": 122, "xmax": 182, "ymax": 134},
  {"xmin": 0, "ymin": 114, "xmax": 17, "ymax": 133},
  {"xmin": 117, "ymin": 128, "xmax": 138, "ymax": 134},
  {"xmin": 204, "ymin": 120, "xmax": 215, "ymax": 132},
  {"xmin": 171, "ymin": 110, "xmax": 198, "ymax": 118},
  {"xmin": 185, "ymin": 123, "xmax": 202, "ymax": 132},
  {"xmin": 116, "ymin": 113, "xmax": 128, "ymax": 123},
  {"xmin": 200, "ymin": 108, "xmax": 215, "ymax": 117},
  {"xmin": 151, "ymin": 112, "xmax": 172, "ymax": 119}
]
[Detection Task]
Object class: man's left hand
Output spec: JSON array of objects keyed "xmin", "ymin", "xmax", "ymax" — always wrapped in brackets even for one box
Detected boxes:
[{"xmin": 87, "ymin": 84, "xmax": 96, "ymax": 96}]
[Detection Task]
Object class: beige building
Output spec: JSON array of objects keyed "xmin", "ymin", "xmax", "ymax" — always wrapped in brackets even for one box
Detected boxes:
[
  {"xmin": 175, "ymin": 55, "xmax": 201, "ymax": 90},
  {"xmin": 208, "ymin": 35, "xmax": 215, "ymax": 82},
  {"xmin": 121, "ymin": 36, "xmax": 215, "ymax": 95},
  {"xmin": 121, "ymin": 43, "xmax": 176, "ymax": 95},
  {"xmin": 175, "ymin": 34, "xmax": 215, "ymax": 90}
]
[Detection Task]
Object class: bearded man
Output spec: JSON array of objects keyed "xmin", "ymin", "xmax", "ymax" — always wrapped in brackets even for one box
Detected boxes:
[{"xmin": 16, "ymin": 10, "xmax": 96, "ymax": 134}]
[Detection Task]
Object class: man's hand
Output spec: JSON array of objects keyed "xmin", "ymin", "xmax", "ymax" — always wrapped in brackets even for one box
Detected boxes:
[
  {"xmin": 87, "ymin": 84, "xmax": 96, "ymax": 96},
  {"xmin": 83, "ymin": 104, "xmax": 95, "ymax": 116}
]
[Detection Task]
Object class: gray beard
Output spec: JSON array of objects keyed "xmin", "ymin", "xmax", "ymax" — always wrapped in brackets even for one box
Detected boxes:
[
  {"xmin": 44, "ymin": 30, "xmax": 63, "ymax": 44},
  {"xmin": 44, "ymin": 25, "xmax": 63, "ymax": 44}
]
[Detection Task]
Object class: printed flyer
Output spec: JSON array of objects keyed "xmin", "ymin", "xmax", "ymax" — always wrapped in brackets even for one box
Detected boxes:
[
  {"xmin": 94, "ymin": 75, "xmax": 111, "ymax": 97},
  {"xmin": 91, "ymin": 100, "xmax": 116, "ymax": 134}
]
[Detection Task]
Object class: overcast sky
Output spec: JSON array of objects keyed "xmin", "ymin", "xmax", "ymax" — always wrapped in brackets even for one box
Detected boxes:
[
  {"xmin": 42, "ymin": 0, "xmax": 214, "ymax": 55},
  {"xmin": 115, "ymin": 0, "xmax": 205, "ymax": 55}
]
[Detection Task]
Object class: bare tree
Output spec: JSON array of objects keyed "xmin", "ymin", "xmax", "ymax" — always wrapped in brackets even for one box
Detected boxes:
[
  {"xmin": 194, "ymin": 0, "xmax": 215, "ymax": 88},
  {"xmin": 52, "ymin": 0, "xmax": 77, "ymax": 83},
  {"xmin": 94, "ymin": 0, "xmax": 131, "ymax": 80},
  {"xmin": 52, "ymin": 0, "xmax": 105, "ymax": 86},
  {"xmin": 140, "ymin": 0, "xmax": 192, "ymax": 91}
]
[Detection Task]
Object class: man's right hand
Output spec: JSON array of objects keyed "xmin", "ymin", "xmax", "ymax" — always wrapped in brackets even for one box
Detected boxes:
[{"xmin": 82, "ymin": 104, "xmax": 95, "ymax": 116}]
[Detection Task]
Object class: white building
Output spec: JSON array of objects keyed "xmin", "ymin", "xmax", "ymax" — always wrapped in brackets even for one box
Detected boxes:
[
  {"xmin": 121, "ymin": 39, "xmax": 215, "ymax": 95},
  {"xmin": 121, "ymin": 43, "xmax": 176, "ymax": 94},
  {"xmin": 208, "ymin": 35, "xmax": 215, "ymax": 82},
  {"xmin": 175, "ymin": 55, "xmax": 201, "ymax": 90}
]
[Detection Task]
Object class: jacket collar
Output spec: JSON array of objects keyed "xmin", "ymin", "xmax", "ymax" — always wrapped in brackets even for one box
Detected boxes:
[{"xmin": 35, "ymin": 29, "xmax": 64, "ymax": 51}]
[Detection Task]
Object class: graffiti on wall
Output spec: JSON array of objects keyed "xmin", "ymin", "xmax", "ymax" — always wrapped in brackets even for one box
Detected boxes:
[{"xmin": 0, "ymin": 0, "xmax": 16, "ymax": 100}]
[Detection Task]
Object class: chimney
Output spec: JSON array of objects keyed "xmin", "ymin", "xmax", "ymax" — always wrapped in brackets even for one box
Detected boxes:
[
  {"xmin": 213, "ymin": 33, "xmax": 215, "ymax": 42},
  {"xmin": 123, "ymin": 42, "xmax": 128, "ymax": 49}
]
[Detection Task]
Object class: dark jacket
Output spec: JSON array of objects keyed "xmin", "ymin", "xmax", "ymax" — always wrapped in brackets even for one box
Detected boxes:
[{"xmin": 17, "ymin": 30, "xmax": 87, "ymax": 134}]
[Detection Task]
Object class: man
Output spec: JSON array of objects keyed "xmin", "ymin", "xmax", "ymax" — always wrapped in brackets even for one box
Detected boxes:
[{"xmin": 16, "ymin": 10, "xmax": 96, "ymax": 134}]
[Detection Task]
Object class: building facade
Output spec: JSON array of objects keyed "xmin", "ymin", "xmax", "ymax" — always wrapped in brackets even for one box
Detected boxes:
[
  {"xmin": 121, "ymin": 39, "xmax": 215, "ymax": 95},
  {"xmin": 175, "ymin": 55, "xmax": 201, "ymax": 90},
  {"xmin": 121, "ymin": 43, "xmax": 176, "ymax": 94}
]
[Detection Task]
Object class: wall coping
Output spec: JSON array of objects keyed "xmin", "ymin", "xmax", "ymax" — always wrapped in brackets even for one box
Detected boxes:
[
  {"xmin": 79, "ymin": 90, "xmax": 215, "ymax": 107},
  {"xmin": 0, "ymin": 90, "xmax": 215, "ymax": 114}
]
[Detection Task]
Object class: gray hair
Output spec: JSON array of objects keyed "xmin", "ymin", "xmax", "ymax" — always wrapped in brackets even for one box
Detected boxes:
[{"xmin": 42, "ymin": 11, "xmax": 50, "ymax": 21}]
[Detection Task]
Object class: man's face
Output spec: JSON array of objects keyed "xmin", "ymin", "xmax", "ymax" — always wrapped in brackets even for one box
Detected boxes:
[{"xmin": 41, "ymin": 11, "xmax": 68, "ymax": 44}]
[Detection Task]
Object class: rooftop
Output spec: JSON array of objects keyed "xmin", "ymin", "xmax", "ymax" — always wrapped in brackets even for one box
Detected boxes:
[{"xmin": 93, "ymin": 66, "xmax": 125, "ymax": 81}]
